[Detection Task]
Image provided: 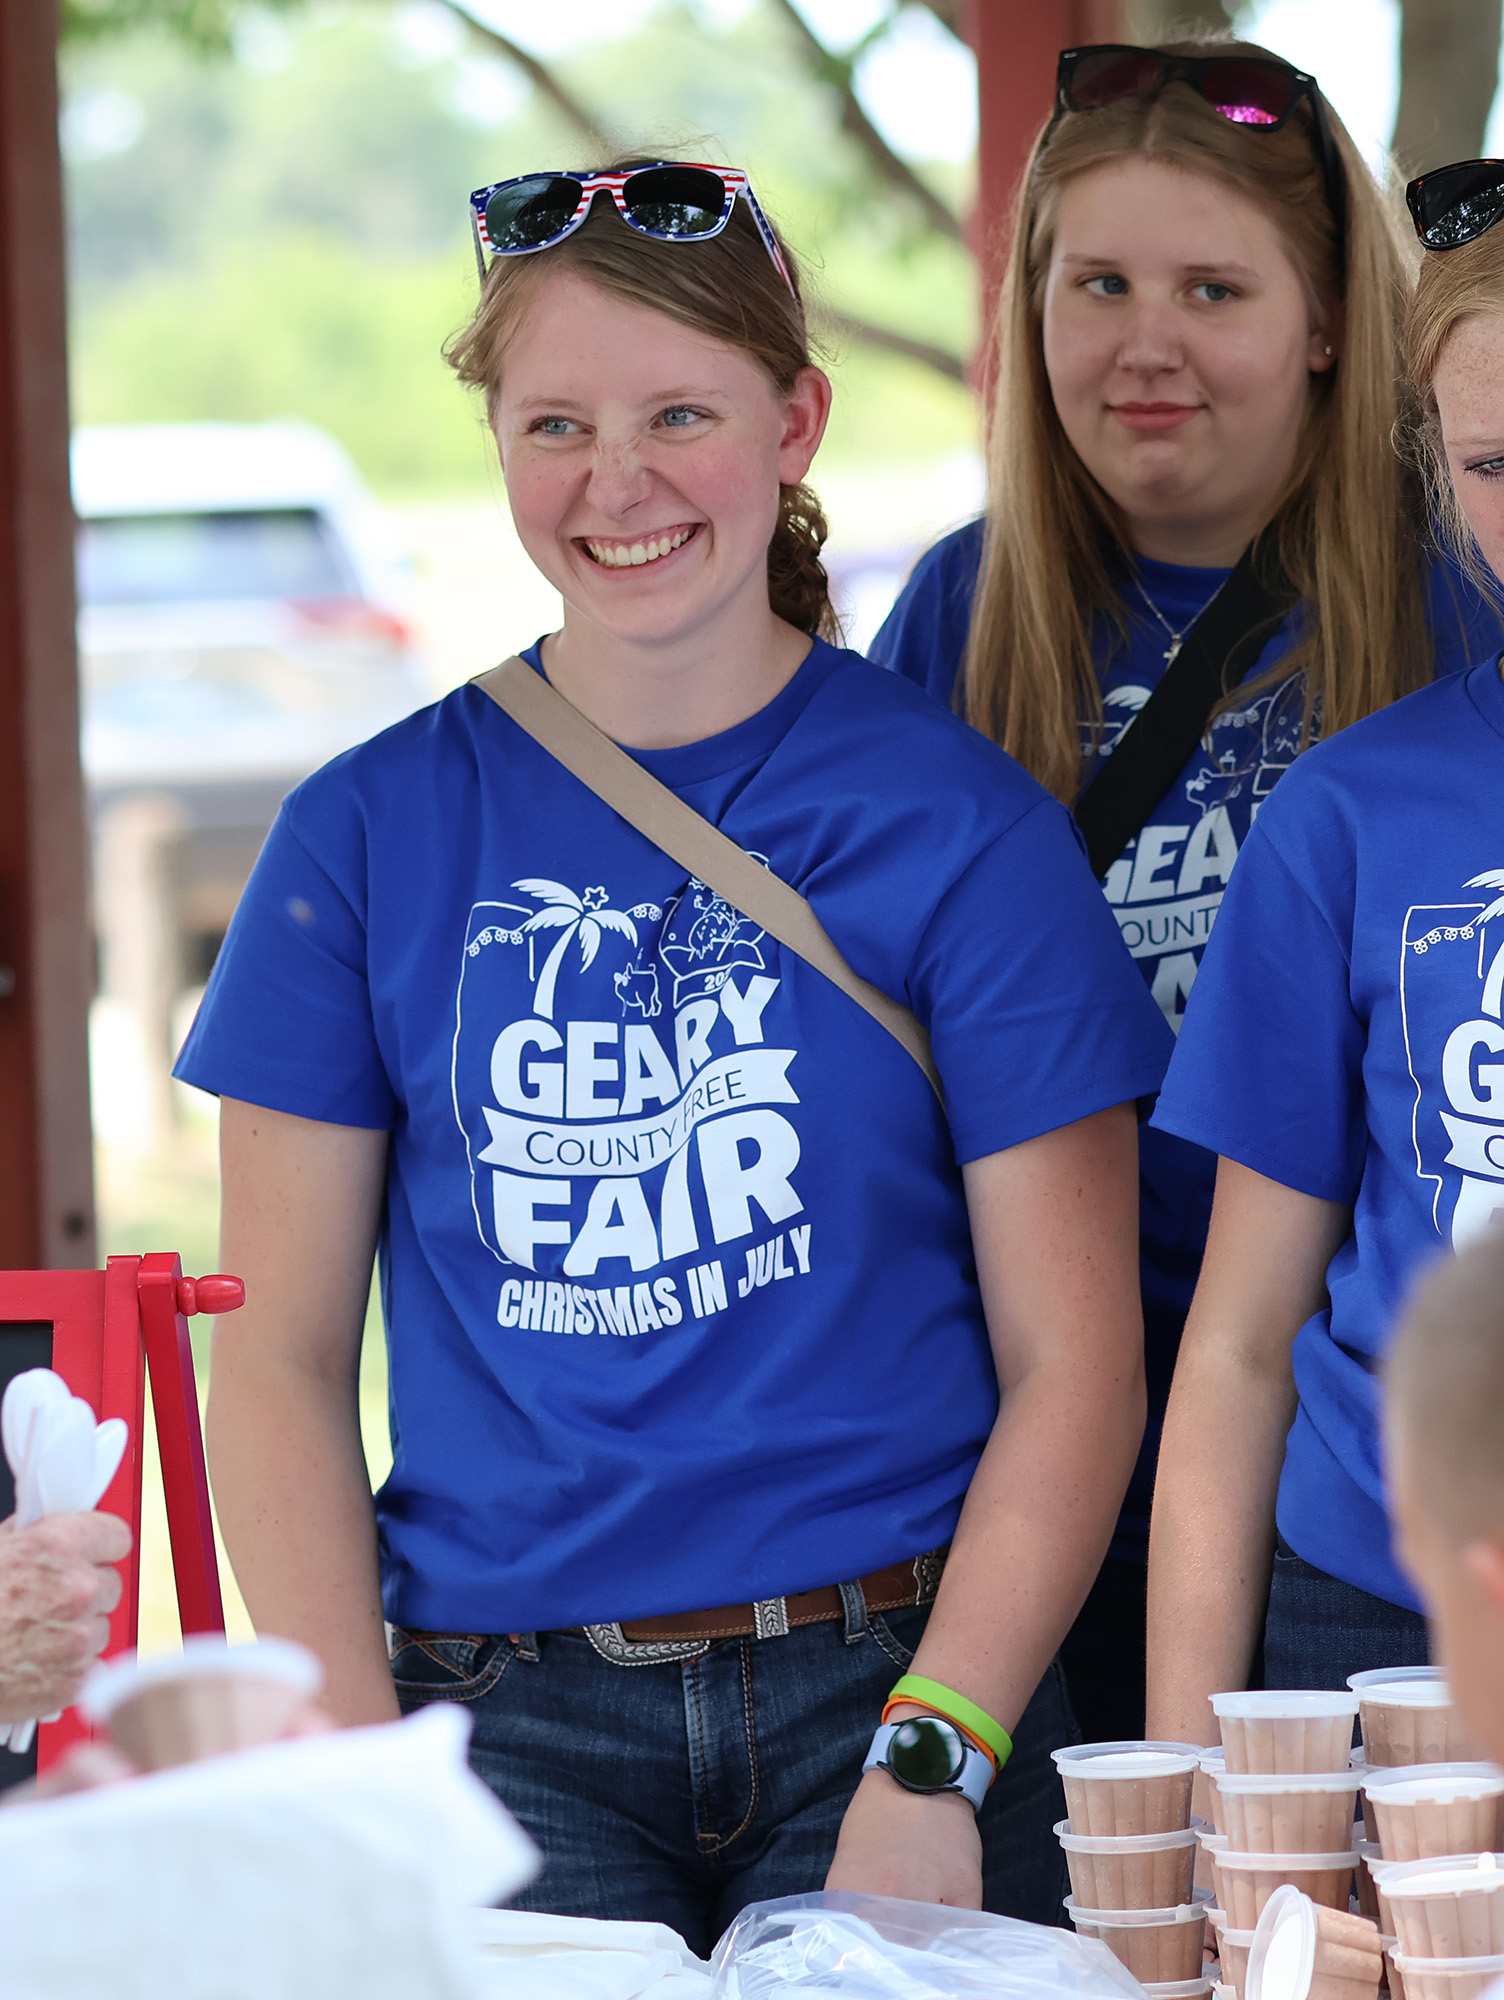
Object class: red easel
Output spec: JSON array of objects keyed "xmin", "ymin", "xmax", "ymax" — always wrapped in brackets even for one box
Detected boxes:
[{"xmin": 0, "ymin": 1253, "xmax": 244, "ymax": 1771}]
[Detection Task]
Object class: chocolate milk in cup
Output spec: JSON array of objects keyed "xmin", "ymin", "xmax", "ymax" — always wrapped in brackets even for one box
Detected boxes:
[
  {"xmin": 1213, "ymin": 1694, "xmax": 1360, "ymax": 1777},
  {"xmin": 1216, "ymin": 1849, "xmax": 1358, "ymax": 1930},
  {"xmin": 1213, "ymin": 1909, "xmax": 1257, "ymax": 1999},
  {"xmin": 1065, "ymin": 1890, "xmax": 1213, "ymax": 1983},
  {"xmin": 1054, "ymin": 1742, "xmax": 1202, "ymax": 1835},
  {"xmin": 1360, "ymin": 1693, "xmax": 1486, "ymax": 1773},
  {"xmin": 80, "ymin": 1635, "xmax": 324, "ymax": 1772},
  {"xmin": 1386, "ymin": 1955, "xmax": 1504, "ymax": 2000},
  {"xmin": 1216, "ymin": 1772, "xmax": 1362, "ymax": 1855},
  {"xmin": 1380, "ymin": 1856, "xmax": 1504, "ymax": 1959},
  {"xmin": 1054, "ymin": 1819, "xmax": 1199, "ymax": 1909},
  {"xmin": 1245, "ymin": 1887, "xmax": 1383, "ymax": 2000},
  {"xmin": 1365, "ymin": 1768, "xmax": 1504, "ymax": 1864}
]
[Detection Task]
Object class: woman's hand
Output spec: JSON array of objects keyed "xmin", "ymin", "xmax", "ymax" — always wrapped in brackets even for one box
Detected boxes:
[
  {"xmin": 826, "ymin": 1768, "xmax": 983, "ymax": 1907},
  {"xmin": 0, "ymin": 1511, "xmax": 130, "ymax": 1725}
]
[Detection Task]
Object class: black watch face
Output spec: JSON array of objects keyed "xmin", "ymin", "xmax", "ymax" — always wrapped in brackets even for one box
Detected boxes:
[{"xmin": 886, "ymin": 1716, "xmax": 965, "ymax": 1792}]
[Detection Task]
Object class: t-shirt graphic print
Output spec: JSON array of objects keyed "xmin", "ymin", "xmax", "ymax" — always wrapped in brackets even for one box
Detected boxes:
[
  {"xmin": 1401, "ymin": 870, "xmax": 1504, "ymax": 1249},
  {"xmin": 454, "ymin": 868, "xmax": 810, "ymax": 1333}
]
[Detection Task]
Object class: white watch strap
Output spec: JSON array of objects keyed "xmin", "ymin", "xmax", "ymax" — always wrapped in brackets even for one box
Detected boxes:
[{"xmin": 863, "ymin": 1719, "xmax": 992, "ymax": 1812}]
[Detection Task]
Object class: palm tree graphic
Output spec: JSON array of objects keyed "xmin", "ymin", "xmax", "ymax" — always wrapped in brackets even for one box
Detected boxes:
[
  {"xmin": 1466, "ymin": 872, "xmax": 1504, "ymax": 1020},
  {"xmin": 514, "ymin": 879, "xmax": 639, "ymax": 1019}
]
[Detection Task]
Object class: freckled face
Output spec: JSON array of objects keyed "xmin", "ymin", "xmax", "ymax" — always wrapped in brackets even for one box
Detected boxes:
[
  {"xmin": 1433, "ymin": 309, "xmax": 1504, "ymax": 591},
  {"xmin": 491, "ymin": 267, "xmax": 828, "ymax": 649},
  {"xmin": 1041, "ymin": 158, "xmax": 1333, "ymax": 551}
]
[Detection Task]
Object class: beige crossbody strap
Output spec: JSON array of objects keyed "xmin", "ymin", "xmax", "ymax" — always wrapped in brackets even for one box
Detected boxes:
[{"xmin": 475, "ymin": 656, "xmax": 943, "ymax": 1104}]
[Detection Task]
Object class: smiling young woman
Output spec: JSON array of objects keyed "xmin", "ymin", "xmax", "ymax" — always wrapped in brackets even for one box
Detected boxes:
[
  {"xmin": 871, "ymin": 37, "xmax": 1504, "ymax": 1743},
  {"xmin": 170, "ymin": 161, "xmax": 1171, "ymax": 1944}
]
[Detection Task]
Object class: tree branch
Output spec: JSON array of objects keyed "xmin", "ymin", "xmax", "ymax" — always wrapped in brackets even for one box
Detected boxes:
[
  {"xmin": 822, "ymin": 309, "xmax": 968, "ymax": 383},
  {"xmin": 431, "ymin": 0, "xmax": 617, "ymax": 159},
  {"xmin": 765, "ymin": 0, "xmax": 964, "ymax": 243},
  {"xmin": 914, "ymin": 0, "xmax": 966, "ymax": 37}
]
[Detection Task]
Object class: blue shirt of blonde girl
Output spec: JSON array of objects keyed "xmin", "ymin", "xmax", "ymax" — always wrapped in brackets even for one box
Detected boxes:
[
  {"xmin": 1153, "ymin": 659, "xmax": 1504, "ymax": 1608},
  {"xmin": 870, "ymin": 519, "xmax": 1504, "ymax": 1559}
]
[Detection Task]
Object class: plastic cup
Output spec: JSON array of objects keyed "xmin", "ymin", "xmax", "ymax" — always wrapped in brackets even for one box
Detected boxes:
[
  {"xmin": 1216, "ymin": 1772, "xmax": 1362, "ymax": 1855},
  {"xmin": 1064, "ymin": 1890, "xmax": 1213, "ymax": 1983},
  {"xmin": 1385, "ymin": 1943, "xmax": 1405, "ymax": 2000},
  {"xmin": 1054, "ymin": 1741, "xmax": 1203, "ymax": 1835},
  {"xmin": 80, "ymin": 1635, "xmax": 323, "ymax": 1772},
  {"xmin": 1144, "ymin": 1982, "xmax": 1215, "ymax": 1999},
  {"xmin": 1215, "ymin": 1848, "xmax": 1358, "ymax": 1930},
  {"xmin": 1358, "ymin": 1688, "xmax": 1484, "ymax": 1772},
  {"xmin": 1245, "ymin": 1885, "xmax": 1383, "ymax": 2000},
  {"xmin": 1386, "ymin": 1955, "xmax": 1504, "ymax": 2000},
  {"xmin": 1213, "ymin": 1911, "xmax": 1257, "ymax": 1999},
  {"xmin": 1213, "ymin": 1694, "xmax": 1360, "ymax": 1777},
  {"xmin": 1054, "ymin": 1818, "xmax": 1199, "ymax": 1909},
  {"xmin": 1201, "ymin": 1828, "xmax": 1231, "ymax": 1910},
  {"xmin": 1380, "ymin": 1857, "xmax": 1504, "ymax": 1958},
  {"xmin": 1364, "ymin": 1768, "xmax": 1504, "ymax": 1864},
  {"xmin": 1349, "ymin": 1672, "xmax": 1449, "ymax": 1696},
  {"xmin": 1203, "ymin": 1751, "xmax": 1230, "ymax": 1835},
  {"xmin": 1357, "ymin": 1845, "xmax": 1384, "ymax": 1924}
]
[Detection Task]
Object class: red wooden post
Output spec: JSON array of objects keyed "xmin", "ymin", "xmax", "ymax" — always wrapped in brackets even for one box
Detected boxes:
[
  {"xmin": 99, "ymin": 1256, "xmax": 148, "ymax": 1660},
  {"xmin": 968, "ymin": 0, "xmax": 1122, "ymax": 323},
  {"xmin": 136, "ymin": 1253, "xmax": 226, "ymax": 1636},
  {"xmin": 0, "ymin": 0, "xmax": 95, "ymax": 1267}
]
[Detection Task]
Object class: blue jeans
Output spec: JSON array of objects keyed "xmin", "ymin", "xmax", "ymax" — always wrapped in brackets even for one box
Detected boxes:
[
  {"xmin": 1264, "ymin": 1535, "xmax": 1430, "ymax": 1690},
  {"xmin": 392, "ymin": 1598, "xmax": 1074, "ymax": 1956}
]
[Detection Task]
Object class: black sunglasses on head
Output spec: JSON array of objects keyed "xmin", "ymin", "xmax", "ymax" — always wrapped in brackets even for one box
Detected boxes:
[
  {"xmin": 1054, "ymin": 45, "xmax": 1346, "ymax": 249},
  {"xmin": 1407, "ymin": 159, "xmax": 1504, "ymax": 250}
]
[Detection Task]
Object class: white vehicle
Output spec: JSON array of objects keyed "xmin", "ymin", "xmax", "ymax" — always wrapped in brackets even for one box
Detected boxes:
[
  {"xmin": 74, "ymin": 419, "xmax": 428, "ymax": 791},
  {"xmin": 73, "ymin": 421, "xmax": 432, "ymax": 1133}
]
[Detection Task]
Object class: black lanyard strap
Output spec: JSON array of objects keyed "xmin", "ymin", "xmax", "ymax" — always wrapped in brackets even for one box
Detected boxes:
[{"xmin": 1072, "ymin": 535, "xmax": 1298, "ymax": 881}]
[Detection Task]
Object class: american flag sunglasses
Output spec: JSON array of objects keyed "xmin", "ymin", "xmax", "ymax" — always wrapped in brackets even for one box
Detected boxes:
[{"xmin": 468, "ymin": 163, "xmax": 796, "ymax": 299}]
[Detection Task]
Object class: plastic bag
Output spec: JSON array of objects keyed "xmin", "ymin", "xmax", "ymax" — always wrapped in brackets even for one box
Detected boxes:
[{"xmin": 710, "ymin": 1891, "xmax": 1149, "ymax": 2000}]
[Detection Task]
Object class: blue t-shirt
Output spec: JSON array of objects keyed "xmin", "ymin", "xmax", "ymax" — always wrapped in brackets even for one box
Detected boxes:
[
  {"xmin": 1153, "ymin": 661, "xmax": 1504, "ymax": 1610},
  {"xmin": 176, "ymin": 637, "xmax": 1171, "ymax": 1634},
  {"xmin": 871, "ymin": 520, "xmax": 1503, "ymax": 1558}
]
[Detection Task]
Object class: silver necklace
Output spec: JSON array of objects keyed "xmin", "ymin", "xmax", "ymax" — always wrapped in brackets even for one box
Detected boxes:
[{"xmin": 1132, "ymin": 574, "xmax": 1187, "ymax": 665}]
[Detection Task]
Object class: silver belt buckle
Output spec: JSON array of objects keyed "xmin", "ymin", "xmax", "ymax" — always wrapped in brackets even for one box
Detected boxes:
[{"xmin": 583, "ymin": 1622, "xmax": 711, "ymax": 1666}]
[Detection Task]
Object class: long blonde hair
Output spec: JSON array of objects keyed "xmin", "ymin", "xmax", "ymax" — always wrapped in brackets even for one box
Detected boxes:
[
  {"xmin": 1405, "ymin": 228, "xmax": 1504, "ymax": 602},
  {"xmin": 964, "ymin": 40, "xmax": 1430, "ymax": 803}
]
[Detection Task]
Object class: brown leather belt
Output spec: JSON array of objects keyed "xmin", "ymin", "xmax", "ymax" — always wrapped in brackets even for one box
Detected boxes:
[{"xmin": 594, "ymin": 1547, "xmax": 948, "ymax": 1646}]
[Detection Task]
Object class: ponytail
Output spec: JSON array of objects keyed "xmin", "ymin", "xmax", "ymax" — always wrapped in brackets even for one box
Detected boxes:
[{"xmin": 770, "ymin": 480, "xmax": 839, "ymax": 640}]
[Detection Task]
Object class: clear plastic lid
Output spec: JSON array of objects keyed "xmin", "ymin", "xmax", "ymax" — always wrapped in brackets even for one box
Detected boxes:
[
  {"xmin": 1143, "ymin": 1983, "xmax": 1213, "ymax": 1998},
  {"xmin": 1064, "ymin": 1890, "xmax": 1214, "ymax": 1926},
  {"xmin": 1053, "ymin": 1740, "xmax": 1204, "ymax": 1779},
  {"xmin": 81, "ymin": 1635, "xmax": 323, "ymax": 1720},
  {"xmin": 1215, "ymin": 1849, "xmax": 1359, "ymax": 1869},
  {"xmin": 1215, "ymin": 1770, "xmax": 1361, "ymax": 1795},
  {"xmin": 1348, "ymin": 1667, "xmax": 1447, "ymax": 1695},
  {"xmin": 1053, "ymin": 1818, "xmax": 1200, "ymax": 1852},
  {"xmin": 1246, "ymin": 1885, "xmax": 1315, "ymax": 2000},
  {"xmin": 1362, "ymin": 1762, "xmax": 1504, "ymax": 1804},
  {"xmin": 1211, "ymin": 1691, "xmax": 1359, "ymax": 1720},
  {"xmin": 1379, "ymin": 1855, "xmax": 1504, "ymax": 1897},
  {"xmin": 1389, "ymin": 1954, "xmax": 1504, "ymax": 1973}
]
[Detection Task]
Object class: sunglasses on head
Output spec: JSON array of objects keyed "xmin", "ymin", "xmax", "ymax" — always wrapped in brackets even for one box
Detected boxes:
[
  {"xmin": 1054, "ymin": 45, "xmax": 1346, "ymax": 245},
  {"xmin": 467, "ymin": 162, "xmax": 796, "ymax": 299},
  {"xmin": 1407, "ymin": 159, "xmax": 1504, "ymax": 250}
]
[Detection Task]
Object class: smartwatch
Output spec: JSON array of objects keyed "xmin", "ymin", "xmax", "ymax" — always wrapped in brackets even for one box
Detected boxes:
[{"xmin": 863, "ymin": 1714, "xmax": 993, "ymax": 1812}]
